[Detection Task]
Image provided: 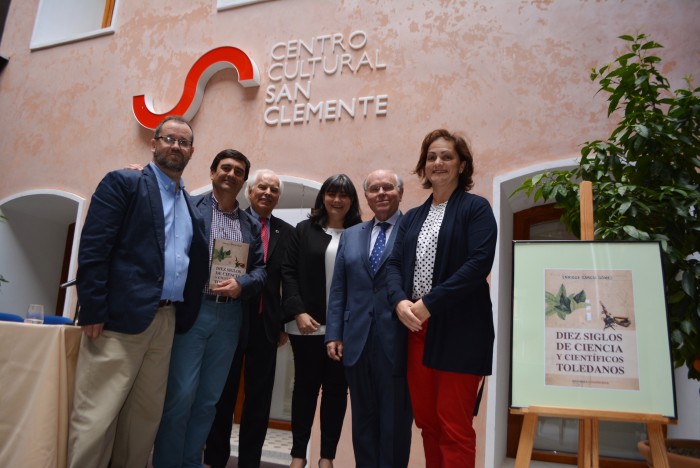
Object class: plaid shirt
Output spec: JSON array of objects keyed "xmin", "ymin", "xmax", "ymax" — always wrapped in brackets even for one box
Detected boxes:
[{"xmin": 203, "ymin": 194, "xmax": 243, "ymax": 295}]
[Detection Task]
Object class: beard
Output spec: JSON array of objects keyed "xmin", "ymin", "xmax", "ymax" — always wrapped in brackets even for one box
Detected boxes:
[{"xmin": 154, "ymin": 148, "xmax": 190, "ymax": 172}]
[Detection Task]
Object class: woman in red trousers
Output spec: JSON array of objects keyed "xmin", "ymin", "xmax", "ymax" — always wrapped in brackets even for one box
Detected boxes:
[{"xmin": 386, "ymin": 129, "xmax": 497, "ymax": 467}]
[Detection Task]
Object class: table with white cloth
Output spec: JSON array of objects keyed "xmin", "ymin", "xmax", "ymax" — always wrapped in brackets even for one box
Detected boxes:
[{"xmin": 0, "ymin": 321, "xmax": 82, "ymax": 468}]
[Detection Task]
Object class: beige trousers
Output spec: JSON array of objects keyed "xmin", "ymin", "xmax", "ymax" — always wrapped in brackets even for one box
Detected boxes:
[{"xmin": 67, "ymin": 305, "xmax": 175, "ymax": 468}]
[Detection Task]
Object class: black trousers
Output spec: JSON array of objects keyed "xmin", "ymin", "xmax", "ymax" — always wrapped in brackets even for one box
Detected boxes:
[
  {"xmin": 288, "ymin": 334, "xmax": 348, "ymax": 460},
  {"xmin": 204, "ymin": 311, "xmax": 279, "ymax": 468}
]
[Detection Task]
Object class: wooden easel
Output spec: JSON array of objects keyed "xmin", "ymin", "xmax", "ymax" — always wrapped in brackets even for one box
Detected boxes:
[
  {"xmin": 510, "ymin": 182, "xmax": 675, "ymax": 467},
  {"xmin": 510, "ymin": 406, "xmax": 673, "ymax": 468}
]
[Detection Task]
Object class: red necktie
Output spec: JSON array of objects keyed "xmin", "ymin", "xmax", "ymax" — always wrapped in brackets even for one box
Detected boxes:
[
  {"xmin": 260, "ymin": 217, "xmax": 269, "ymax": 261},
  {"xmin": 259, "ymin": 217, "xmax": 269, "ymax": 314}
]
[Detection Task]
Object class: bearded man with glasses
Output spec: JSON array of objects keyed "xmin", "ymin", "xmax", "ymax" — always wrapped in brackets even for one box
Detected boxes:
[{"xmin": 68, "ymin": 116, "xmax": 209, "ymax": 468}]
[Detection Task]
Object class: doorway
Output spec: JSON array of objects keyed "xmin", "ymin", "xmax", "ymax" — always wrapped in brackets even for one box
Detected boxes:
[
  {"xmin": 490, "ymin": 164, "xmax": 647, "ymax": 467},
  {"xmin": 0, "ymin": 190, "xmax": 83, "ymax": 319}
]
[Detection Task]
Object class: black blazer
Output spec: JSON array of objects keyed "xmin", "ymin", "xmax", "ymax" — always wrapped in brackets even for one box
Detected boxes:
[
  {"xmin": 386, "ymin": 188, "xmax": 497, "ymax": 375},
  {"xmin": 240, "ymin": 210, "xmax": 294, "ymax": 346},
  {"xmin": 281, "ymin": 219, "xmax": 333, "ymax": 325},
  {"xmin": 76, "ymin": 164, "xmax": 209, "ymax": 334}
]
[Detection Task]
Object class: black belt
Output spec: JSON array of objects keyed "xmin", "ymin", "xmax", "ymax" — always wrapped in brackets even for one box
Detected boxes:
[
  {"xmin": 158, "ymin": 299, "xmax": 174, "ymax": 308},
  {"xmin": 203, "ymin": 293, "xmax": 232, "ymax": 304}
]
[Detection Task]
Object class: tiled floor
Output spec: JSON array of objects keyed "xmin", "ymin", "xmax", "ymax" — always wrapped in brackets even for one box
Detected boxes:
[
  {"xmin": 501, "ymin": 460, "xmax": 571, "ymax": 468},
  {"xmin": 229, "ymin": 424, "xmax": 575, "ymax": 467},
  {"xmin": 230, "ymin": 423, "xmax": 292, "ymax": 465}
]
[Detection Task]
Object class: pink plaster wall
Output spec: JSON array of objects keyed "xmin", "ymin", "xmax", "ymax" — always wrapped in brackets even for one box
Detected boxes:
[
  {"xmin": 1, "ymin": 1, "xmax": 699, "ymax": 466},
  {"xmin": 2, "ymin": 0, "xmax": 698, "ymax": 212}
]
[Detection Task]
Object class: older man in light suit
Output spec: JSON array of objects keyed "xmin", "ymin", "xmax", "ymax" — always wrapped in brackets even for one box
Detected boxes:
[{"xmin": 326, "ymin": 169, "xmax": 413, "ymax": 468}]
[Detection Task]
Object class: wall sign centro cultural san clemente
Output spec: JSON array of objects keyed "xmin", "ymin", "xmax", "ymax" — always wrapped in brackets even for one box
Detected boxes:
[
  {"xmin": 131, "ymin": 32, "xmax": 387, "ymax": 130},
  {"xmin": 264, "ymin": 30, "xmax": 388, "ymax": 126},
  {"xmin": 132, "ymin": 46, "xmax": 260, "ymax": 130}
]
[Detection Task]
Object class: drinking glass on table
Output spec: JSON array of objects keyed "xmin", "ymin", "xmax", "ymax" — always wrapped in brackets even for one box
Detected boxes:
[{"xmin": 25, "ymin": 304, "xmax": 44, "ymax": 324}]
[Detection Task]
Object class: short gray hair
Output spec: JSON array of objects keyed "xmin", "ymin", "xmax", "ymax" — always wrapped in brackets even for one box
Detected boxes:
[
  {"xmin": 246, "ymin": 169, "xmax": 284, "ymax": 202},
  {"xmin": 362, "ymin": 170, "xmax": 403, "ymax": 192}
]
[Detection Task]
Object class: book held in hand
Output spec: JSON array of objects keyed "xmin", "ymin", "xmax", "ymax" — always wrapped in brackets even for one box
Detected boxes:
[{"xmin": 209, "ymin": 238, "xmax": 249, "ymax": 290}]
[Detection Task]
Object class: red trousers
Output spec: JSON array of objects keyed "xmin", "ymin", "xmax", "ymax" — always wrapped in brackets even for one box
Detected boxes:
[{"xmin": 407, "ymin": 321, "xmax": 482, "ymax": 468}]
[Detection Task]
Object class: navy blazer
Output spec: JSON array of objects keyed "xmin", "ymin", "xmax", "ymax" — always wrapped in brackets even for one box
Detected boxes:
[
  {"xmin": 191, "ymin": 193, "xmax": 267, "ymax": 332},
  {"xmin": 76, "ymin": 165, "xmax": 209, "ymax": 334},
  {"xmin": 326, "ymin": 215, "xmax": 403, "ymax": 370},
  {"xmin": 281, "ymin": 219, "xmax": 333, "ymax": 325},
  {"xmin": 239, "ymin": 211, "xmax": 294, "ymax": 347},
  {"xmin": 386, "ymin": 188, "xmax": 497, "ymax": 375}
]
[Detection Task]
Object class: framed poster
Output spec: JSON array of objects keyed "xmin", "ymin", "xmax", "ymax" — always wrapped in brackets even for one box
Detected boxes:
[{"xmin": 510, "ymin": 241, "xmax": 676, "ymax": 418}]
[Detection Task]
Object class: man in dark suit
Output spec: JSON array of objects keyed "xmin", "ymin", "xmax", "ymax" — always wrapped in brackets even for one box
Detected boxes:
[
  {"xmin": 204, "ymin": 169, "xmax": 294, "ymax": 468},
  {"xmin": 326, "ymin": 169, "xmax": 413, "ymax": 468},
  {"xmin": 152, "ymin": 150, "xmax": 266, "ymax": 467},
  {"xmin": 68, "ymin": 116, "xmax": 209, "ymax": 468}
]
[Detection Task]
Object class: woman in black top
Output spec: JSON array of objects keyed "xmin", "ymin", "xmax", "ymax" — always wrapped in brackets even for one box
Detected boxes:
[{"xmin": 282, "ymin": 174, "xmax": 362, "ymax": 468}]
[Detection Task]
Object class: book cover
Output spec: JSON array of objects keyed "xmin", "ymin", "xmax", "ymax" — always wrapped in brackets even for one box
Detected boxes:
[
  {"xmin": 209, "ymin": 238, "xmax": 249, "ymax": 290},
  {"xmin": 543, "ymin": 268, "xmax": 639, "ymax": 390}
]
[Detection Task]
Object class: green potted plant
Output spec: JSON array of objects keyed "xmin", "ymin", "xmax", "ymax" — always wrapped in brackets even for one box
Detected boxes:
[
  {"xmin": 637, "ymin": 438, "xmax": 700, "ymax": 467},
  {"xmin": 514, "ymin": 33, "xmax": 699, "ymax": 383}
]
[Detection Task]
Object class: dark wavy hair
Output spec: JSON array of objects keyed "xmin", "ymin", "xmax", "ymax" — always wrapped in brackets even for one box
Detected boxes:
[
  {"xmin": 209, "ymin": 149, "xmax": 251, "ymax": 181},
  {"xmin": 309, "ymin": 174, "xmax": 362, "ymax": 228},
  {"xmin": 414, "ymin": 129, "xmax": 474, "ymax": 191}
]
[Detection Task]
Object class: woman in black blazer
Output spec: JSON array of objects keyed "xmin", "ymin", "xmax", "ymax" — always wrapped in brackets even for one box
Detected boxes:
[
  {"xmin": 386, "ymin": 129, "xmax": 497, "ymax": 468},
  {"xmin": 282, "ymin": 174, "xmax": 362, "ymax": 468}
]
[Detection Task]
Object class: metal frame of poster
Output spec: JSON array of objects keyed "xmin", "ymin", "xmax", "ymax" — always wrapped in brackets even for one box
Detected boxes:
[{"xmin": 510, "ymin": 240, "xmax": 676, "ymax": 418}]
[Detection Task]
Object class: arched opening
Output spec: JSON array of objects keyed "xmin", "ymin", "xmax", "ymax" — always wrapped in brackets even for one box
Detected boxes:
[
  {"xmin": 488, "ymin": 160, "xmax": 651, "ymax": 466},
  {"xmin": 0, "ymin": 190, "xmax": 84, "ymax": 319},
  {"xmin": 486, "ymin": 158, "xmax": 578, "ymax": 467},
  {"xmin": 191, "ymin": 174, "xmax": 321, "ymax": 226}
]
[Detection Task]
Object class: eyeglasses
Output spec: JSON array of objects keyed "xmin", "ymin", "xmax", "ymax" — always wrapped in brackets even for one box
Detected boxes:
[
  {"xmin": 367, "ymin": 184, "xmax": 396, "ymax": 194},
  {"xmin": 155, "ymin": 135, "xmax": 193, "ymax": 149}
]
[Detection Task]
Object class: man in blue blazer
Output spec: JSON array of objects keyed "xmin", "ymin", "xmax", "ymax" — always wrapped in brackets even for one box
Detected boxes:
[
  {"xmin": 326, "ymin": 169, "xmax": 413, "ymax": 468},
  {"xmin": 204, "ymin": 169, "xmax": 294, "ymax": 468},
  {"xmin": 68, "ymin": 116, "xmax": 209, "ymax": 468},
  {"xmin": 153, "ymin": 150, "xmax": 266, "ymax": 467}
]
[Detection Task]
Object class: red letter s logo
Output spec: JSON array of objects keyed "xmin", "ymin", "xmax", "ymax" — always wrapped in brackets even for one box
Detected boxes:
[{"xmin": 133, "ymin": 46, "xmax": 260, "ymax": 130}]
